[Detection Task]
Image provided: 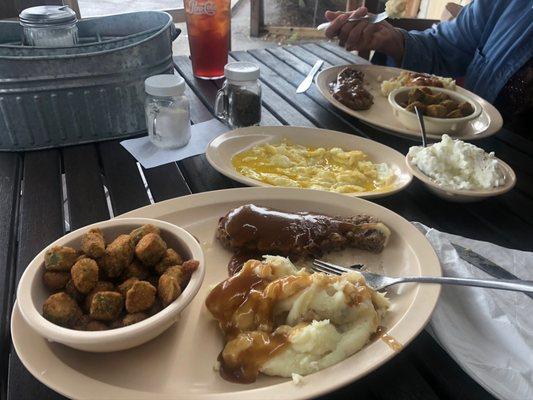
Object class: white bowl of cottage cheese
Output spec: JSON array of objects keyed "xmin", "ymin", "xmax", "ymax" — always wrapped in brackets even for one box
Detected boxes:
[{"xmin": 406, "ymin": 135, "xmax": 516, "ymax": 202}]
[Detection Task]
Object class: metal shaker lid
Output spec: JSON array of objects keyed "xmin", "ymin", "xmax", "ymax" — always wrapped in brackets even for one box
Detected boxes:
[
  {"xmin": 224, "ymin": 62, "xmax": 260, "ymax": 82},
  {"xmin": 19, "ymin": 6, "xmax": 77, "ymax": 27}
]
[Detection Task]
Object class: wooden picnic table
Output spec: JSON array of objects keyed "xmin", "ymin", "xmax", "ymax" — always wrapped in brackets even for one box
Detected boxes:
[{"xmin": 2, "ymin": 42, "xmax": 532, "ymax": 400}]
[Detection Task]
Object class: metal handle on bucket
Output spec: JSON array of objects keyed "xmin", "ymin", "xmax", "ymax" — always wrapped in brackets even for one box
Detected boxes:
[{"xmin": 170, "ymin": 26, "xmax": 180, "ymax": 41}]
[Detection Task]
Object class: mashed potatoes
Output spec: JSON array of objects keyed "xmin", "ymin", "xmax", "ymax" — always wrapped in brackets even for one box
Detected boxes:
[
  {"xmin": 381, "ymin": 71, "xmax": 456, "ymax": 97},
  {"xmin": 232, "ymin": 140, "xmax": 395, "ymax": 194},
  {"xmin": 408, "ymin": 134, "xmax": 505, "ymax": 190},
  {"xmin": 206, "ymin": 256, "xmax": 389, "ymax": 382},
  {"xmin": 385, "ymin": 0, "xmax": 407, "ymax": 18}
]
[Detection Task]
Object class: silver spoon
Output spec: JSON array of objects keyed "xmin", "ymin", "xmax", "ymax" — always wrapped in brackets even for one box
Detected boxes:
[
  {"xmin": 317, "ymin": 11, "xmax": 388, "ymax": 31},
  {"xmin": 414, "ymin": 106, "xmax": 427, "ymax": 147}
]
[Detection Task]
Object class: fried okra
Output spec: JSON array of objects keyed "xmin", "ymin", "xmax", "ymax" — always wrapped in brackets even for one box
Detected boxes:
[
  {"xmin": 135, "ymin": 233, "xmax": 167, "ymax": 266},
  {"xmin": 117, "ymin": 277, "xmax": 139, "ymax": 297},
  {"xmin": 44, "ymin": 246, "xmax": 78, "ymax": 272},
  {"xmin": 72, "ymin": 314, "xmax": 107, "ymax": 331},
  {"xmin": 403, "ymin": 87, "xmax": 474, "ymax": 119},
  {"xmin": 147, "ymin": 298, "xmax": 163, "ymax": 316},
  {"xmin": 122, "ymin": 259, "xmax": 150, "ymax": 280},
  {"xmin": 458, "ymin": 101, "xmax": 474, "ymax": 116},
  {"xmin": 405, "ymin": 101, "xmax": 426, "ymax": 113},
  {"xmin": 125, "ymin": 281, "xmax": 156, "ymax": 313},
  {"xmin": 130, "ymin": 224, "xmax": 161, "ymax": 246},
  {"xmin": 42, "ymin": 224, "xmax": 198, "ymax": 330},
  {"xmin": 158, "ymin": 274, "xmax": 181, "ymax": 307},
  {"xmin": 42, "ymin": 271, "xmax": 70, "ymax": 291},
  {"xmin": 168, "ymin": 260, "xmax": 200, "ymax": 289},
  {"xmin": 73, "ymin": 314, "xmax": 91, "ymax": 330},
  {"xmin": 154, "ymin": 248, "xmax": 183, "ymax": 275},
  {"xmin": 425, "ymin": 104, "xmax": 448, "ymax": 118},
  {"xmin": 65, "ymin": 279, "xmax": 85, "ymax": 303},
  {"xmin": 163, "ymin": 265, "xmax": 183, "ymax": 283},
  {"xmin": 86, "ymin": 320, "xmax": 108, "ymax": 331},
  {"xmin": 81, "ymin": 228, "xmax": 105, "ymax": 259},
  {"xmin": 101, "ymin": 234, "xmax": 134, "ymax": 278},
  {"xmin": 123, "ymin": 312, "xmax": 148, "ymax": 326},
  {"xmin": 89, "ymin": 291, "xmax": 123, "ymax": 321},
  {"xmin": 71, "ymin": 258, "xmax": 98, "ymax": 294},
  {"xmin": 43, "ymin": 292, "xmax": 82, "ymax": 327},
  {"xmin": 84, "ymin": 281, "xmax": 115, "ymax": 312}
]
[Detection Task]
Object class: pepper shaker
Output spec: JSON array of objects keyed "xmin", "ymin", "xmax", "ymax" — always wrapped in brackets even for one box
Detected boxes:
[{"xmin": 215, "ymin": 62, "xmax": 261, "ymax": 128}]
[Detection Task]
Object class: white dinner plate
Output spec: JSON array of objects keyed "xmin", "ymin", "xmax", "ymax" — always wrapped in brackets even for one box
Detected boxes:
[
  {"xmin": 316, "ymin": 64, "xmax": 503, "ymax": 141},
  {"xmin": 11, "ymin": 187, "xmax": 441, "ymax": 400},
  {"xmin": 206, "ymin": 126, "xmax": 413, "ymax": 199}
]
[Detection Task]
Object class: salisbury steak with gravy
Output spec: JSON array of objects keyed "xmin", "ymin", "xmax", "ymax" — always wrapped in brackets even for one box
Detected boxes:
[{"xmin": 217, "ymin": 205, "xmax": 390, "ymax": 258}]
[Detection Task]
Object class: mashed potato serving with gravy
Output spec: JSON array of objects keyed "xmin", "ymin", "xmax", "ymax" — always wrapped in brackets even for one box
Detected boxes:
[
  {"xmin": 232, "ymin": 140, "xmax": 395, "ymax": 194},
  {"xmin": 206, "ymin": 256, "xmax": 389, "ymax": 383}
]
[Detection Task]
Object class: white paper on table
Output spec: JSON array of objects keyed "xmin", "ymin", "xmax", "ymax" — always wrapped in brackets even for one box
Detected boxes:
[
  {"xmin": 413, "ymin": 222, "xmax": 533, "ymax": 400},
  {"xmin": 120, "ymin": 118, "xmax": 228, "ymax": 169}
]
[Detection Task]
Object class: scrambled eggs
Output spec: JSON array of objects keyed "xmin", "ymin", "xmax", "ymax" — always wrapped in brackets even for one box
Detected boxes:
[{"xmin": 232, "ymin": 140, "xmax": 394, "ymax": 193}]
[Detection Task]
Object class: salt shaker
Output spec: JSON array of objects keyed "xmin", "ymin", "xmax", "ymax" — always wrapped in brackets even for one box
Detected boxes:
[
  {"xmin": 19, "ymin": 6, "xmax": 78, "ymax": 47},
  {"xmin": 215, "ymin": 62, "xmax": 261, "ymax": 128},
  {"xmin": 144, "ymin": 75, "xmax": 191, "ymax": 149}
]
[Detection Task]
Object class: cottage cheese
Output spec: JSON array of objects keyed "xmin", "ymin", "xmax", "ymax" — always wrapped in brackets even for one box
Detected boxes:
[{"xmin": 408, "ymin": 135, "xmax": 505, "ymax": 190}]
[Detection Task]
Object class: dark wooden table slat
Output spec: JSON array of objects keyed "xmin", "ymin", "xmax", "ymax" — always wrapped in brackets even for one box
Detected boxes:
[
  {"xmin": 301, "ymin": 42, "xmax": 361, "ymax": 66},
  {"xmin": 8, "ymin": 150, "xmax": 67, "ymax": 400},
  {"xmin": 142, "ymin": 164, "xmax": 192, "ymax": 202},
  {"xmin": 317, "ymin": 41, "xmax": 369, "ymax": 64},
  {"xmin": 63, "ymin": 144, "xmax": 109, "ymax": 229},
  {"xmin": 0, "ymin": 153, "xmax": 21, "ymax": 399},
  {"xmin": 98, "ymin": 141, "xmax": 150, "ymax": 216}
]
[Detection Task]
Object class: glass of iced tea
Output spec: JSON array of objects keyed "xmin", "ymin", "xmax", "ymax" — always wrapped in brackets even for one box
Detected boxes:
[{"xmin": 184, "ymin": 0, "xmax": 231, "ymax": 79}]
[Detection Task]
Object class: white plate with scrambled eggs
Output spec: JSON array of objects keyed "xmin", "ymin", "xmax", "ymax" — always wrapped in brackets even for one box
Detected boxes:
[
  {"xmin": 316, "ymin": 64, "xmax": 503, "ymax": 141},
  {"xmin": 206, "ymin": 126, "xmax": 412, "ymax": 198}
]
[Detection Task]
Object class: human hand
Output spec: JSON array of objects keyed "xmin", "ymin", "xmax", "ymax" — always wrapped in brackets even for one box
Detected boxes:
[{"xmin": 324, "ymin": 7, "xmax": 405, "ymax": 65}]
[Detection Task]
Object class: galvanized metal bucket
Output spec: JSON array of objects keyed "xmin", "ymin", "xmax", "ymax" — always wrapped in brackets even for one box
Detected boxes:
[{"xmin": 0, "ymin": 11, "xmax": 179, "ymax": 151}]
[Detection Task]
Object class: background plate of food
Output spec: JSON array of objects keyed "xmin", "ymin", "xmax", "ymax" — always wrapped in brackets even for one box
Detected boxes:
[
  {"xmin": 11, "ymin": 187, "xmax": 441, "ymax": 400},
  {"xmin": 315, "ymin": 64, "xmax": 503, "ymax": 141},
  {"xmin": 206, "ymin": 126, "xmax": 412, "ymax": 199}
]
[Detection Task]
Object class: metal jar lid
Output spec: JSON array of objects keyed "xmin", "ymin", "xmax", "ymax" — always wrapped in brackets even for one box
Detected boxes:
[
  {"xmin": 19, "ymin": 6, "xmax": 77, "ymax": 28},
  {"xmin": 224, "ymin": 62, "xmax": 260, "ymax": 82}
]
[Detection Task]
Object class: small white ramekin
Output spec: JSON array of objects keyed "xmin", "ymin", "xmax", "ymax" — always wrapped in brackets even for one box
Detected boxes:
[
  {"xmin": 16, "ymin": 217, "xmax": 205, "ymax": 352},
  {"xmin": 388, "ymin": 86, "xmax": 482, "ymax": 135},
  {"xmin": 405, "ymin": 155, "xmax": 516, "ymax": 202}
]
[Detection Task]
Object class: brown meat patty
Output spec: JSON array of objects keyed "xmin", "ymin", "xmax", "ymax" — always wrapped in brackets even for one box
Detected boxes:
[{"xmin": 217, "ymin": 204, "xmax": 391, "ymax": 260}]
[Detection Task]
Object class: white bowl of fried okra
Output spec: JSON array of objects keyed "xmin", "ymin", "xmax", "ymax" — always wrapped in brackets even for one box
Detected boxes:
[
  {"xmin": 388, "ymin": 86, "xmax": 482, "ymax": 135},
  {"xmin": 16, "ymin": 218, "xmax": 205, "ymax": 352}
]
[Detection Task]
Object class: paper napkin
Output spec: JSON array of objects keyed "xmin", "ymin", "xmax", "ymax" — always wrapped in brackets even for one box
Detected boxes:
[
  {"xmin": 120, "ymin": 118, "xmax": 228, "ymax": 169},
  {"xmin": 413, "ymin": 222, "xmax": 533, "ymax": 400}
]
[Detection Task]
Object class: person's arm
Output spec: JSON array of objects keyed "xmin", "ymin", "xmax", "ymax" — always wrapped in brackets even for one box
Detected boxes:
[{"xmin": 400, "ymin": 0, "xmax": 489, "ymax": 77}]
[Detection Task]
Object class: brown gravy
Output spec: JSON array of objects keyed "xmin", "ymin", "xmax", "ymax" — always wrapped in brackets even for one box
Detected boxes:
[
  {"xmin": 220, "ymin": 204, "xmax": 387, "ymax": 257},
  {"xmin": 218, "ymin": 331, "xmax": 288, "ymax": 383},
  {"xmin": 373, "ymin": 326, "xmax": 403, "ymax": 352},
  {"xmin": 205, "ymin": 261, "xmax": 312, "ymax": 383}
]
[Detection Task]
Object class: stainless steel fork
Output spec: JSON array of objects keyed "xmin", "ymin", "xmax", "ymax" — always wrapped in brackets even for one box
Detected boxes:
[
  {"xmin": 312, "ymin": 259, "xmax": 533, "ymax": 294},
  {"xmin": 317, "ymin": 11, "xmax": 388, "ymax": 31}
]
